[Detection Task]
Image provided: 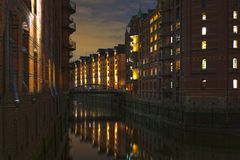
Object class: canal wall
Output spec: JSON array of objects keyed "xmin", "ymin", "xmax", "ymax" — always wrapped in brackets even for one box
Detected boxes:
[
  {"xmin": 70, "ymin": 93, "xmax": 240, "ymax": 130},
  {"xmin": 71, "ymin": 93, "xmax": 124, "ymax": 119},
  {"xmin": 0, "ymin": 94, "xmax": 69, "ymax": 160},
  {"xmin": 123, "ymin": 96, "xmax": 240, "ymax": 130}
]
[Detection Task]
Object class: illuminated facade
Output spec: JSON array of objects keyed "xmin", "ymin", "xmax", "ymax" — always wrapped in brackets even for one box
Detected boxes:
[
  {"xmin": 90, "ymin": 54, "xmax": 99, "ymax": 85},
  {"xmin": 0, "ymin": 0, "xmax": 76, "ymax": 159},
  {"xmin": 125, "ymin": 10, "xmax": 146, "ymax": 94},
  {"xmin": 138, "ymin": 9, "xmax": 161, "ymax": 100},
  {"xmin": 124, "ymin": 0, "xmax": 240, "ymax": 106},
  {"xmin": 72, "ymin": 45, "xmax": 126, "ymax": 90}
]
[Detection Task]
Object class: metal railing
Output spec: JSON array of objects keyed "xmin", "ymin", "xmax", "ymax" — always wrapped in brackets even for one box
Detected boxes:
[
  {"xmin": 70, "ymin": 1, "xmax": 76, "ymax": 12},
  {"xmin": 69, "ymin": 52, "xmax": 74, "ymax": 57},
  {"xmin": 69, "ymin": 21, "xmax": 76, "ymax": 31},
  {"xmin": 68, "ymin": 39, "xmax": 76, "ymax": 50}
]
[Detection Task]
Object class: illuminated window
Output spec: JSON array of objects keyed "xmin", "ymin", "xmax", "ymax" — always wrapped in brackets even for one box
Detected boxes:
[
  {"xmin": 155, "ymin": 68, "xmax": 158, "ymax": 75},
  {"xmin": 150, "ymin": 37, "xmax": 153, "ymax": 43},
  {"xmin": 170, "ymin": 81, "xmax": 174, "ymax": 89},
  {"xmin": 154, "ymin": 34, "xmax": 158, "ymax": 41},
  {"xmin": 150, "ymin": 18, "xmax": 154, "ymax": 24},
  {"xmin": 176, "ymin": 60, "xmax": 180, "ymax": 71},
  {"xmin": 171, "ymin": 36, "xmax": 173, "ymax": 43},
  {"xmin": 233, "ymin": 26, "xmax": 238, "ymax": 34},
  {"xmin": 170, "ymin": 49, "xmax": 174, "ymax": 55},
  {"xmin": 176, "ymin": 48, "xmax": 180, "ymax": 55},
  {"xmin": 202, "ymin": 27, "xmax": 207, "ymax": 35},
  {"xmin": 233, "ymin": 40, "xmax": 238, "ymax": 48},
  {"xmin": 233, "ymin": 79, "xmax": 238, "ymax": 89},
  {"xmin": 175, "ymin": 21, "xmax": 180, "ymax": 30},
  {"xmin": 202, "ymin": 59, "xmax": 207, "ymax": 70},
  {"xmin": 202, "ymin": 12, "xmax": 207, "ymax": 21},
  {"xmin": 202, "ymin": 41, "xmax": 207, "ymax": 49},
  {"xmin": 170, "ymin": 62, "xmax": 173, "ymax": 72},
  {"xmin": 201, "ymin": 79, "xmax": 207, "ymax": 89},
  {"xmin": 233, "ymin": 11, "xmax": 238, "ymax": 19},
  {"xmin": 150, "ymin": 27, "xmax": 153, "ymax": 33},
  {"xmin": 150, "ymin": 46, "xmax": 153, "ymax": 53},
  {"xmin": 154, "ymin": 24, "xmax": 157, "ymax": 31},
  {"xmin": 171, "ymin": 25, "xmax": 173, "ymax": 31},
  {"xmin": 154, "ymin": 44, "xmax": 158, "ymax": 51},
  {"xmin": 233, "ymin": 58, "xmax": 238, "ymax": 69}
]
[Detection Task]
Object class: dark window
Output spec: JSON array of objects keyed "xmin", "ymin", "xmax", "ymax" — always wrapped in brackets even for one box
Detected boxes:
[
  {"xmin": 34, "ymin": 0, "xmax": 37, "ymax": 14},
  {"xmin": 176, "ymin": 8, "xmax": 180, "ymax": 19},
  {"xmin": 201, "ymin": 0, "xmax": 206, "ymax": 8},
  {"xmin": 176, "ymin": 0, "xmax": 180, "ymax": 6},
  {"xmin": 233, "ymin": 0, "xmax": 238, "ymax": 6}
]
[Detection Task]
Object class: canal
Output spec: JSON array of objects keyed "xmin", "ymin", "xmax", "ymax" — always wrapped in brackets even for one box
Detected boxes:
[{"xmin": 68, "ymin": 95, "xmax": 240, "ymax": 160}]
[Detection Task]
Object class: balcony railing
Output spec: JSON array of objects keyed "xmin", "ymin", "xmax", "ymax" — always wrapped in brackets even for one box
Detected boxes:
[
  {"xmin": 67, "ymin": 40, "xmax": 76, "ymax": 51},
  {"xmin": 63, "ymin": 1, "xmax": 76, "ymax": 14},
  {"xmin": 69, "ymin": 21, "xmax": 76, "ymax": 32},
  {"xmin": 70, "ymin": 1, "xmax": 76, "ymax": 12},
  {"xmin": 69, "ymin": 52, "xmax": 74, "ymax": 58}
]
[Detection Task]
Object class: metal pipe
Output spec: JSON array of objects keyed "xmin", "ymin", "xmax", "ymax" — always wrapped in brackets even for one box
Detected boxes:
[
  {"xmin": 9, "ymin": 13, "xmax": 20, "ymax": 104},
  {"xmin": 9, "ymin": 37, "xmax": 20, "ymax": 103}
]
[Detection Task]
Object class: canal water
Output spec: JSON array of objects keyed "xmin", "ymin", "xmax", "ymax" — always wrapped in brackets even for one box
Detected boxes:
[{"xmin": 68, "ymin": 96, "xmax": 240, "ymax": 160}]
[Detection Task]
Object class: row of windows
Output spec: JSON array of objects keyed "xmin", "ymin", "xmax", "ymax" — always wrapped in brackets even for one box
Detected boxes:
[
  {"xmin": 142, "ymin": 68, "xmax": 158, "ymax": 77},
  {"xmin": 201, "ymin": 58, "xmax": 238, "ymax": 70},
  {"xmin": 200, "ymin": 11, "xmax": 239, "ymax": 50},
  {"xmin": 201, "ymin": 40, "xmax": 240, "ymax": 49},
  {"xmin": 202, "ymin": 79, "xmax": 238, "ymax": 89}
]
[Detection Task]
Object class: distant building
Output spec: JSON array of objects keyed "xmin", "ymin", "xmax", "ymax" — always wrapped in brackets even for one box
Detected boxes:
[
  {"xmin": 72, "ymin": 45, "xmax": 126, "ymax": 90},
  {"xmin": 125, "ymin": 10, "xmax": 147, "ymax": 94},
  {"xmin": 114, "ymin": 44, "xmax": 126, "ymax": 89}
]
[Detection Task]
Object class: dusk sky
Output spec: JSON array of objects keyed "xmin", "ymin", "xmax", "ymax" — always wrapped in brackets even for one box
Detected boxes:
[{"xmin": 71, "ymin": 0, "xmax": 156, "ymax": 60}]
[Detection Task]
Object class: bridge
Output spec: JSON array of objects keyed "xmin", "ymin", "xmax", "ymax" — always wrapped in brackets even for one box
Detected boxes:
[{"xmin": 70, "ymin": 84, "xmax": 125, "ymax": 95}]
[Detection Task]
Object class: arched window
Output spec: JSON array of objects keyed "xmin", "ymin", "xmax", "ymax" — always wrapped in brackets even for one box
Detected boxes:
[
  {"xmin": 22, "ymin": 21, "xmax": 29, "ymax": 32},
  {"xmin": 202, "ymin": 59, "xmax": 207, "ymax": 70},
  {"xmin": 201, "ymin": 79, "xmax": 207, "ymax": 89},
  {"xmin": 233, "ymin": 58, "xmax": 238, "ymax": 69}
]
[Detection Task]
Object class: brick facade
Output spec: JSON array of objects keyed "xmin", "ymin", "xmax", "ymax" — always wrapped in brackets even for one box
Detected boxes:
[{"xmin": 0, "ymin": 0, "xmax": 75, "ymax": 159}]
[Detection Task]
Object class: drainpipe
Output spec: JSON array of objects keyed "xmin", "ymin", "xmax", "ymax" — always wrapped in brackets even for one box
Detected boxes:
[
  {"xmin": 9, "ymin": 38, "xmax": 20, "ymax": 104},
  {"xmin": 22, "ymin": 47, "xmax": 29, "ymax": 95},
  {"xmin": 9, "ymin": 13, "xmax": 20, "ymax": 104}
]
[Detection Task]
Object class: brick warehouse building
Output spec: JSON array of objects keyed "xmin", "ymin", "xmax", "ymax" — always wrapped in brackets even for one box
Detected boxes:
[
  {"xmin": 125, "ymin": 10, "xmax": 147, "ymax": 94},
  {"xmin": 0, "ymin": 0, "xmax": 76, "ymax": 159},
  {"xmin": 123, "ymin": 0, "xmax": 240, "ymax": 108},
  {"xmin": 72, "ymin": 45, "xmax": 126, "ymax": 90},
  {"xmin": 181, "ymin": 0, "xmax": 240, "ymax": 107}
]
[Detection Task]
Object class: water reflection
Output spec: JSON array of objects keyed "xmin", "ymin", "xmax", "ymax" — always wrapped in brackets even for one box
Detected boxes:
[{"xmin": 69, "ymin": 100, "xmax": 240, "ymax": 160}]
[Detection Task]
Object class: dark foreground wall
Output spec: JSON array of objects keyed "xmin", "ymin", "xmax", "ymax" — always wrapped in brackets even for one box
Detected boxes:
[{"xmin": 0, "ymin": 94, "xmax": 69, "ymax": 160}]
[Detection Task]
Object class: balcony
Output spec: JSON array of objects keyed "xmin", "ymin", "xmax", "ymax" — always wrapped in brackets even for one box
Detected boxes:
[
  {"xmin": 63, "ymin": 17, "xmax": 76, "ymax": 33},
  {"xmin": 69, "ymin": 52, "xmax": 74, "ymax": 58},
  {"xmin": 63, "ymin": 1, "xmax": 76, "ymax": 14},
  {"xmin": 65, "ymin": 39, "xmax": 76, "ymax": 51},
  {"xmin": 69, "ymin": 21, "xmax": 76, "ymax": 33}
]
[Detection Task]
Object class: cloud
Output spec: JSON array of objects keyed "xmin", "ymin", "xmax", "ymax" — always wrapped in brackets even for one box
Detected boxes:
[{"xmin": 71, "ymin": 0, "xmax": 156, "ymax": 59}]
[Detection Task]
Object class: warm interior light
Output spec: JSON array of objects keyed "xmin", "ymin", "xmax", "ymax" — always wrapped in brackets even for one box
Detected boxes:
[{"xmin": 130, "ymin": 35, "xmax": 139, "ymax": 52}]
